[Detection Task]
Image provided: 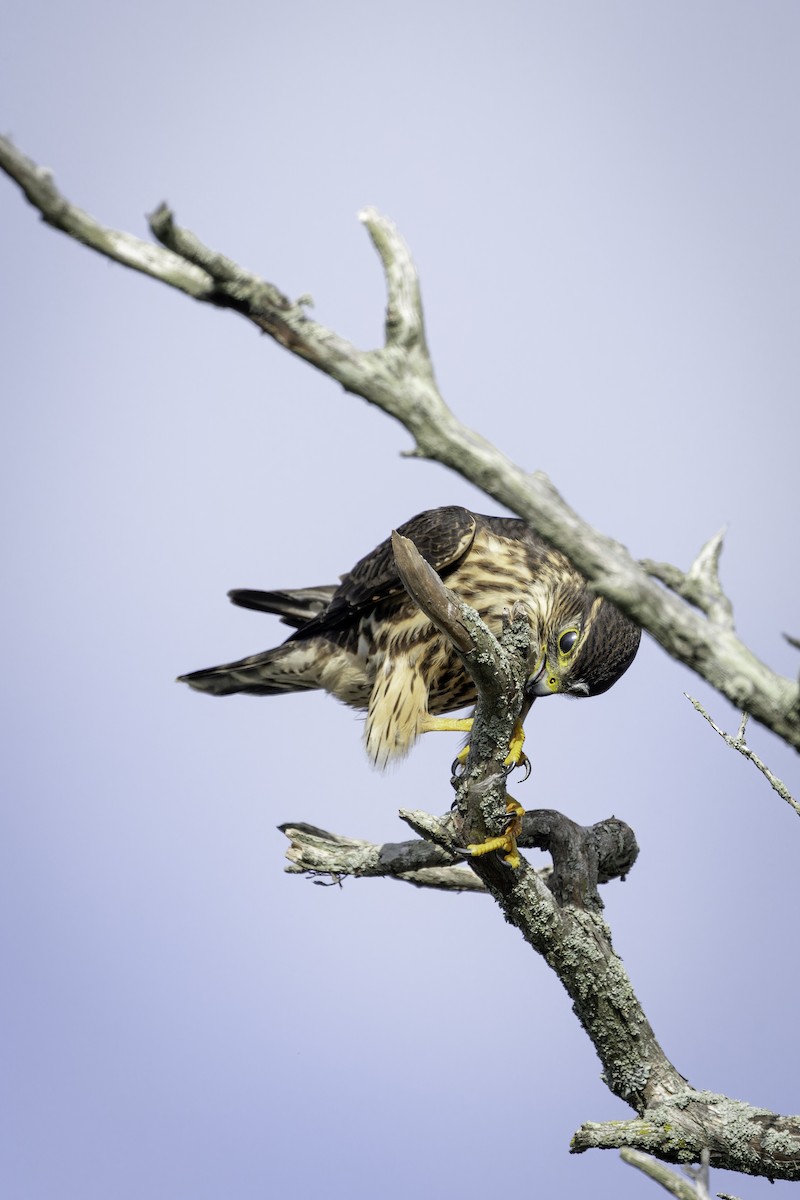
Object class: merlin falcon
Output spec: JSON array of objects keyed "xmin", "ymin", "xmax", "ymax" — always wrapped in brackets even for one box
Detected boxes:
[{"xmin": 179, "ymin": 506, "xmax": 640, "ymax": 770}]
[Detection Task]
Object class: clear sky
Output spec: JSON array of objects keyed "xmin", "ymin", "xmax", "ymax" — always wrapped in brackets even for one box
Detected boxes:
[{"xmin": 2, "ymin": 3, "xmax": 798, "ymax": 1198}]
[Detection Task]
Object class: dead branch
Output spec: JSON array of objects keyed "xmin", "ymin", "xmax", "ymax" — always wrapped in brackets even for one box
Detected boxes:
[
  {"xmin": 4, "ymin": 136, "xmax": 800, "ymax": 1181},
  {"xmin": 382, "ymin": 535, "xmax": 800, "ymax": 1180},
  {"xmin": 686, "ymin": 699, "xmax": 799, "ymax": 814},
  {"xmin": 620, "ymin": 1148, "xmax": 711, "ymax": 1200},
  {"xmin": 278, "ymin": 819, "xmax": 488, "ymax": 893},
  {"xmin": 278, "ymin": 810, "xmax": 638, "ymax": 900},
  {"xmin": 1, "ymin": 134, "xmax": 797, "ymax": 754}
]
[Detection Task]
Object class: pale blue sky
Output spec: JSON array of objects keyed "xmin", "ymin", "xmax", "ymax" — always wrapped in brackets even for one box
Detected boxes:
[{"xmin": 2, "ymin": 3, "xmax": 799, "ymax": 1198}]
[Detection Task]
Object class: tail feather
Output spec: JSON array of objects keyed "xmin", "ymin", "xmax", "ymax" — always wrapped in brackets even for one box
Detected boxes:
[
  {"xmin": 178, "ymin": 641, "xmax": 324, "ymax": 698},
  {"xmin": 227, "ymin": 586, "xmax": 336, "ymax": 629}
]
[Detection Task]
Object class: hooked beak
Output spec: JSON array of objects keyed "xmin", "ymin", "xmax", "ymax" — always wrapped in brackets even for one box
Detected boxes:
[{"xmin": 526, "ymin": 656, "xmax": 553, "ymax": 698}]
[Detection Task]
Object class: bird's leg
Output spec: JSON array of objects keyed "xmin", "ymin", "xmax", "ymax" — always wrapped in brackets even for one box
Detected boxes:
[
  {"xmin": 418, "ymin": 714, "xmax": 475, "ymax": 737},
  {"xmin": 466, "ymin": 797, "xmax": 525, "ymax": 869},
  {"xmin": 417, "ymin": 714, "xmax": 478, "ymax": 778}
]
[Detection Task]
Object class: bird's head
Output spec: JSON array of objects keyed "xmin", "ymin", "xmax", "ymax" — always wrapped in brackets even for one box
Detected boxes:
[{"xmin": 527, "ymin": 592, "xmax": 640, "ymax": 700}]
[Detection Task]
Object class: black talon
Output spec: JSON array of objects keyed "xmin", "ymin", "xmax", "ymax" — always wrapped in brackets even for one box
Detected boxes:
[{"xmin": 502, "ymin": 756, "xmax": 532, "ymax": 781}]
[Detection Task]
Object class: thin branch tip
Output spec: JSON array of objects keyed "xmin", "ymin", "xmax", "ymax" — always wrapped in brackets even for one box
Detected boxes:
[{"xmin": 686, "ymin": 695, "xmax": 798, "ymax": 814}]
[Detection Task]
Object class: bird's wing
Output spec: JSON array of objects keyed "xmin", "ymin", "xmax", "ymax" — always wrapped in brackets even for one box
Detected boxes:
[
  {"xmin": 291, "ymin": 506, "xmax": 478, "ymax": 638},
  {"xmin": 227, "ymin": 586, "xmax": 337, "ymax": 628}
]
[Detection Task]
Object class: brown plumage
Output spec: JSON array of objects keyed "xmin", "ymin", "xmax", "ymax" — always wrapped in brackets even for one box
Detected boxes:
[{"xmin": 178, "ymin": 506, "xmax": 640, "ymax": 768}]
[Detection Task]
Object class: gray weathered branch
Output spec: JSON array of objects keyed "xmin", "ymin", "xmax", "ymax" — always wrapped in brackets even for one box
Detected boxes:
[
  {"xmin": 279, "ymin": 810, "xmax": 638, "ymax": 899},
  {"xmin": 620, "ymin": 1148, "xmax": 712, "ymax": 1200},
  {"xmin": 574, "ymin": 1097, "xmax": 800, "ymax": 1181},
  {"xmin": 4, "ymin": 136, "xmax": 799, "ymax": 1182},
  {"xmin": 2, "ymin": 134, "xmax": 796, "ymax": 754},
  {"xmin": 642, "ymin": 528, "xmax": 733, "ymax": 630},
  {"xmin": 685, "ymin": 700, "xmax": 799, "ymax": 814},
  {"xmin": 375, "ymin": 537, "xmax": 800, "ymax": 1181},
  {"xmin": 279, "ymin": 819, "xmax": 489, "ymax": 892}
]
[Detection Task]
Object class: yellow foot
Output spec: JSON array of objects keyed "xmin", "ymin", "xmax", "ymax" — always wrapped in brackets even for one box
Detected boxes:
[
  {"xmin": 453, "ymin": 743, "xmax": 470, "ymax": 768},
  {"xmin": 451, "ymin": 719, "xmax": 530, "ymax": 776},
  {"xmin": 505, "ymin": 720, "xmax": 531, "ymax": 777},
  {"xmin": 467, "ymin": 798, "xmax": 526, "ymax": 869}
]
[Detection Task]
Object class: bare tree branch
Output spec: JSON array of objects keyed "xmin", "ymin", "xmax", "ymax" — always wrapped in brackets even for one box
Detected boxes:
[
  {"xmin": 686, "ymin": 699, "xmax": 799, "ymax": 814},
  {"xmin": 0, "ymin": 137, "xmax": 212, "ymax": 296},
  {"xmin": 2, "ymin": 135, "xmax": 796, "ymax": 755},
  {"xmin": 5, "ymin": 136, "xmax": 800, "ymax": 1183},
  {"xmin": 390, "ymin": 530, "xmax": 531, "ymax": 866},
  {"xmin": 574, "ymin": 1100, "xmax": 800, "ymax": 1181},
  {"xmin": 642, "ymin": 529, "xmax": 734, "ymax": 630},
  {"xmin": 279, "ymin": 820, "xmax": 489, "ymax": 893},
  {"xmin": 402, "ymin": 802, "xmax": 800, "ymax": 1181},
  {"xmin": 278, "ymin": 810, "xmax": 638, "ymax": 898},
  {"xmin": 372, "ymin": 541, "xmax": 800, "ymax": 1181},
  {"xmin": 620, "ymin": 1148, "xmax": 709, "ymax": 1200}
]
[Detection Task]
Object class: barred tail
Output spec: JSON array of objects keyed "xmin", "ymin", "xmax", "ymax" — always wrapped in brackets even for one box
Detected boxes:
[{"xmin": 177, "ymin": 641, "xmax": 326, "ymax": 698}]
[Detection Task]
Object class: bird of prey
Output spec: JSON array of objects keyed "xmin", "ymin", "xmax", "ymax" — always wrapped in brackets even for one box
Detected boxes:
[{"xmin": 179, "ymin": 506, "xmax": 640, "ymax": 772}]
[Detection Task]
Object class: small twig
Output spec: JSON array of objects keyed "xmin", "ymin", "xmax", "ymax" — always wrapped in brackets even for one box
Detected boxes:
[
  {"xmin": 686, "ymin": 697, "xmax": 799, "ymax": 815},
  {"xmin": 684, "ymin": 1148, "xmax": 712, "ymax": 1200},
  {"xmin": 642, "ymin": 529, "xmax": 733, "ymax": 630},
  {"xmin": 358, "ymin": 206, "xmax": 429, "ymax": 356},
  {"xmin": 620, "ymin": 1148, "xmax": 705, "ymax": 1199},
  {"xmin": 0, "ymin": 137, "xmax": 213, "ymax": 295}
]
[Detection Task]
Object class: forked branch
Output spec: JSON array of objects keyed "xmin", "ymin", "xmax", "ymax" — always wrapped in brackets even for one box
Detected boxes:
[
  {"xmin": 279, "ymin": 813, "xmax": 639, "ymax": 896},
  {"xmin": 685, "ymin": 700, "xmax": 798, "ymax": 814},
  {"xmin": 4, "ymin": 136, "xmax": 800, "ymax": 1179},
  {"xmin": 1, "ymin": 133, "xmax": 796, "ymax": 755},
  {"xmin": 387, "ymin": 536, "xmax": 800, "ymax": 1180}
]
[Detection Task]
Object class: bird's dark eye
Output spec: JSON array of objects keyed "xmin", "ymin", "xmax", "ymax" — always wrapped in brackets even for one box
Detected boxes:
[{"xmin": 558, "ymin": 629, "xmax": 579, "ymax": 655}]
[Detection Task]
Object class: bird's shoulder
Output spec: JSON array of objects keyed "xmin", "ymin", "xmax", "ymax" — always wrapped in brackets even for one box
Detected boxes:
[
  {"xmin": 290, "ymin": 507, "xmax": 562, "ymax": 641},
  {"xmin": 296, "ymin": 506, "xmax": 476, "ymax": 635}
]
